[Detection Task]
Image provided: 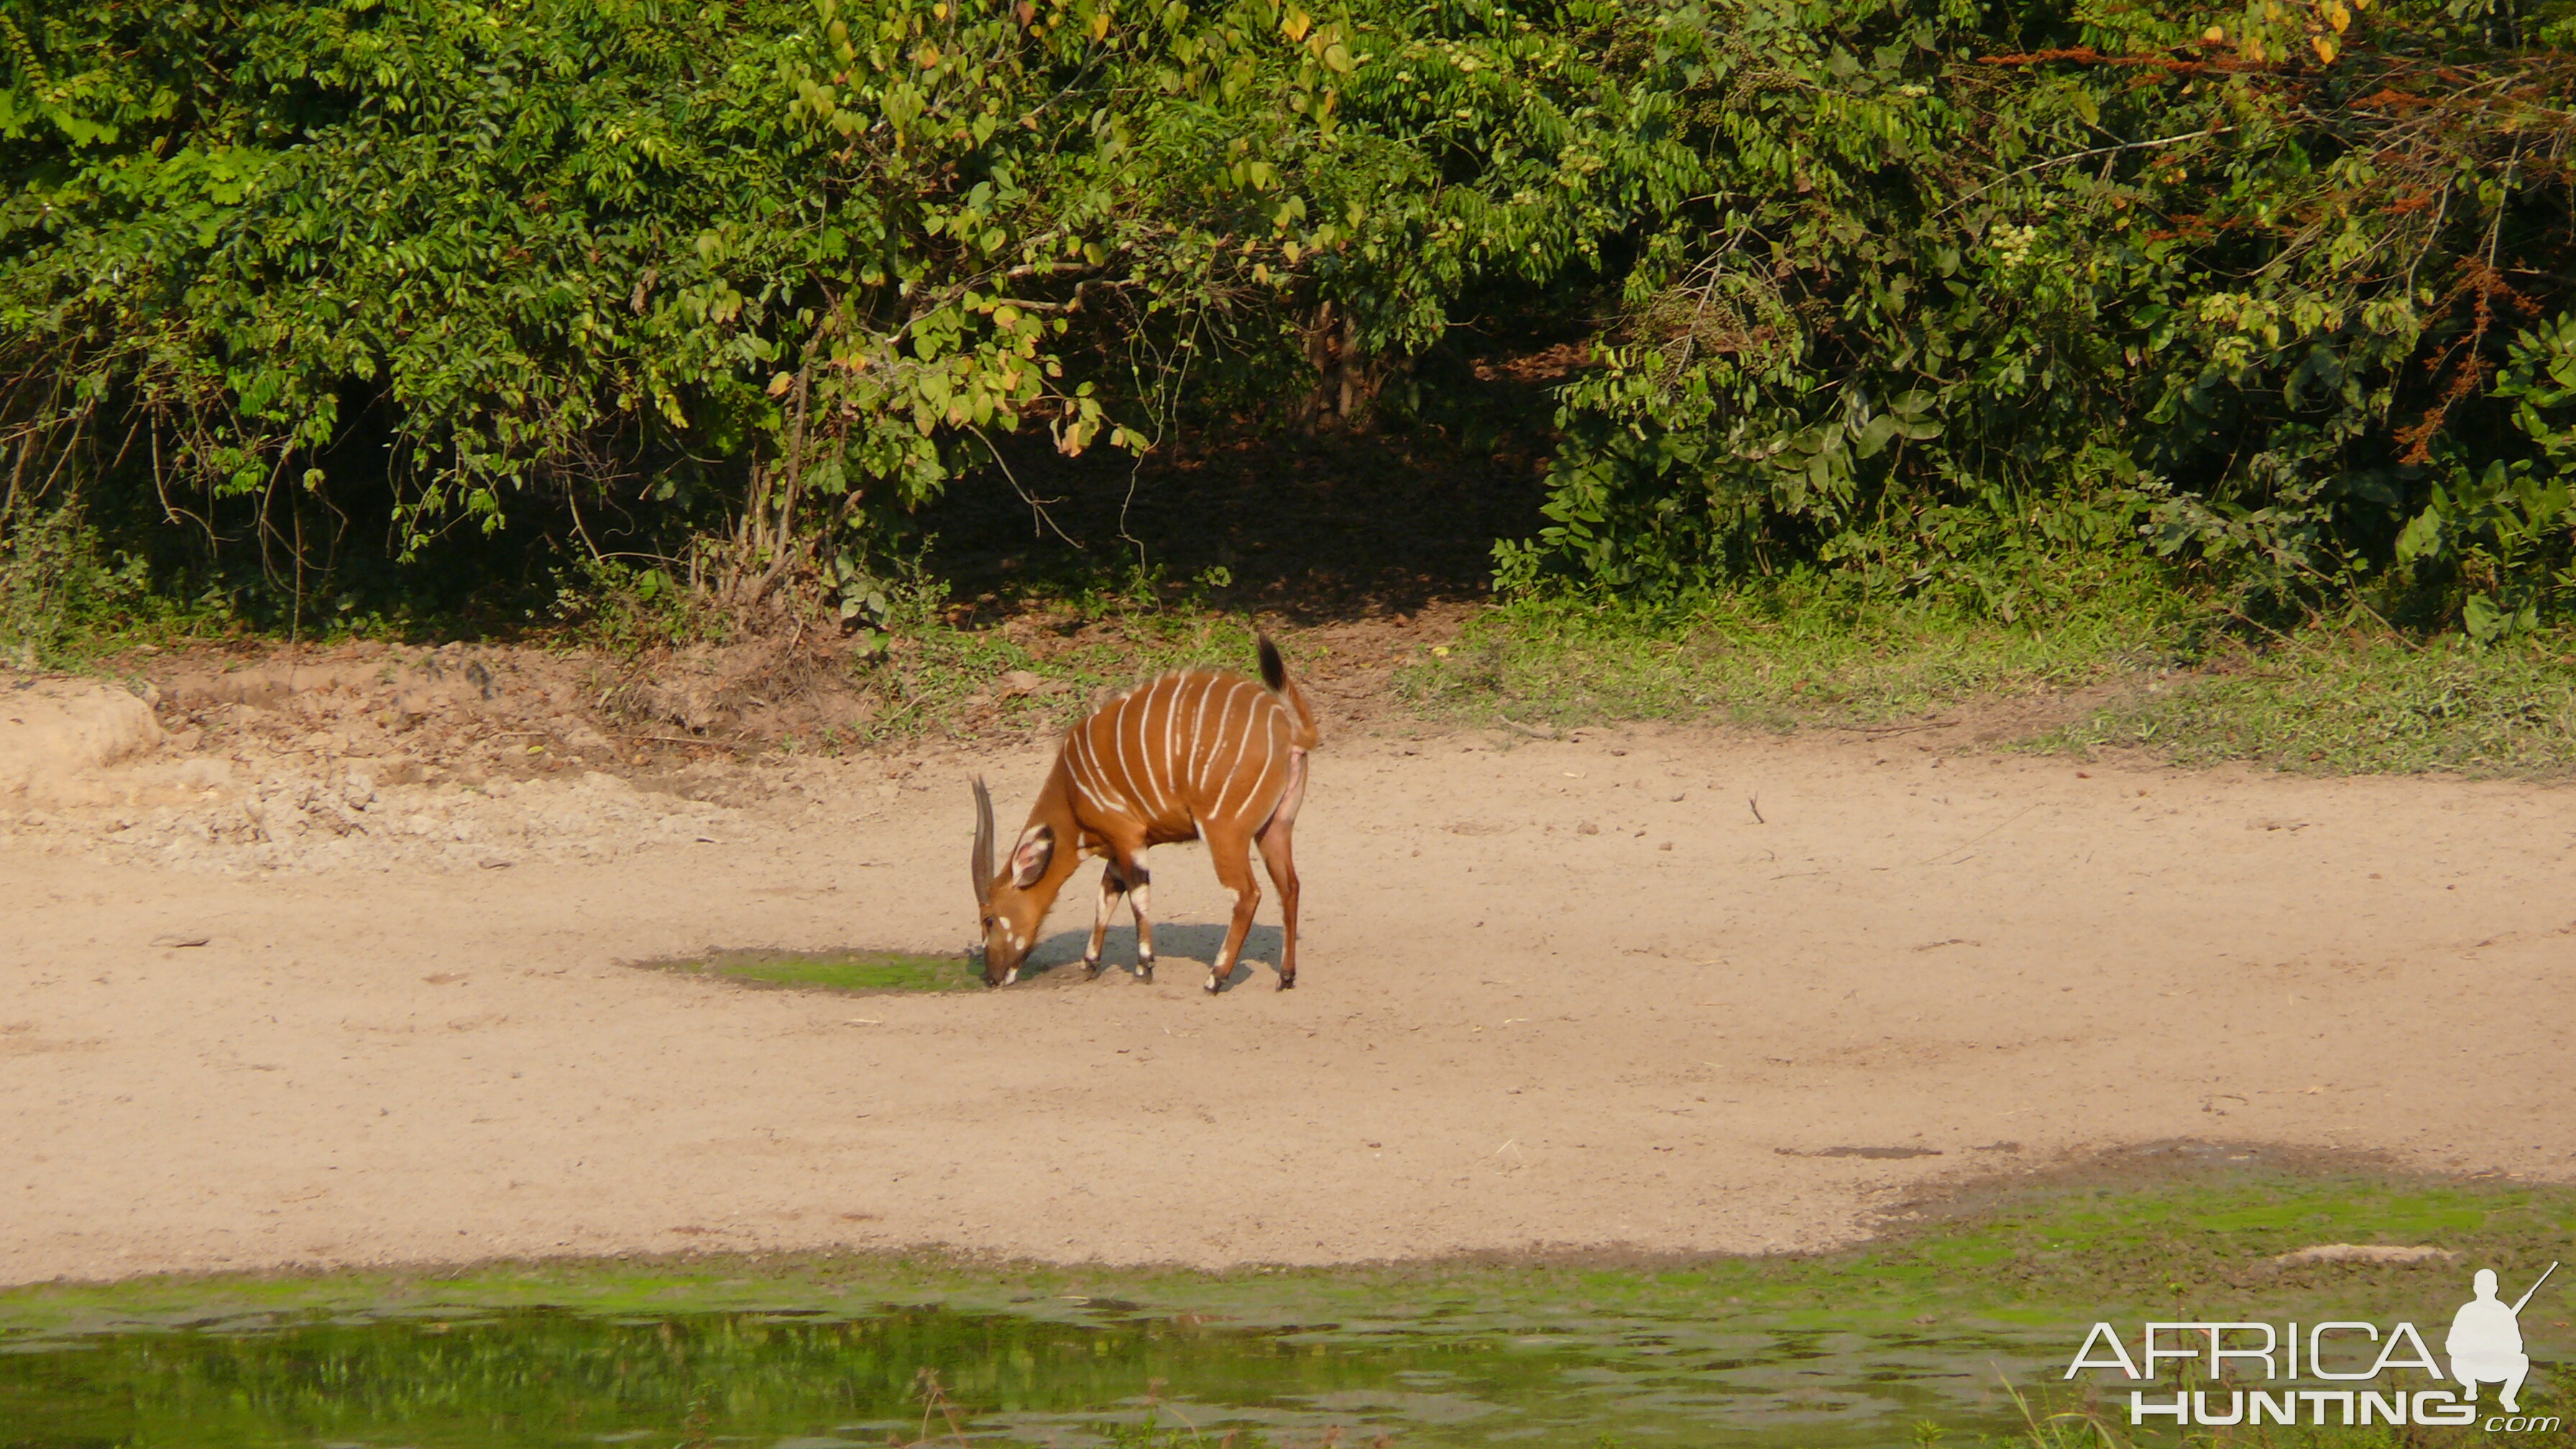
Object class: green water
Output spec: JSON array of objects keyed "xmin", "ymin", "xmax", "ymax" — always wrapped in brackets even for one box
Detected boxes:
[
  {"xmin": 0, "ymin": 1297, "xmax": 2053, "ymax": 1448},
  {"xmin": 6, "ymin": 1158, "xmax": 2572, "ymax": 1448}
]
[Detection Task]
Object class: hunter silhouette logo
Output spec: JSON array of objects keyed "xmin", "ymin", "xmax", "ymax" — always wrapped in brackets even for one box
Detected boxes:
[
  {"xmin": 2452, "ymin": 1263, "xmax": 2555, "ymax": 1412},
  {"xmin": 2063, "ymin": 1259, "xmax": 2561, "ymax": 1431}
]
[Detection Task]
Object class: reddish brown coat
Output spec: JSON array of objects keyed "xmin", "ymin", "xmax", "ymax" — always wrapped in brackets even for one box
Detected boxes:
[{"xmin": 972, "ymin": 637, "xmax": 1317, "ymax": 993}]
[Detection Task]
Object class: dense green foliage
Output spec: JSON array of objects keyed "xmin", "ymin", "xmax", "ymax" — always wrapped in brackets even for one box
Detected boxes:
[
  {"xmin": 5, "ymin": 0, "xmax": 2576, "ymax": 640},
  {"xmin": 1501, "ymin": 0, "xmax": 2576, "ymax": 640},
  {"xmin": 0, "ymin": 0, "xmax": 1683, "ymax": 633}
]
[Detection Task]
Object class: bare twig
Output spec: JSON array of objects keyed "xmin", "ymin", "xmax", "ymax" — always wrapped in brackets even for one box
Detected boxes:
[
  {"xmin": 1933, "ymin": 128, "xmax": 2236, "ymax": 218},
  {"xmin": 968, "ymin": 424, "xmax": 1082, "ymax": 548},
  {"xmin": 630, "ymin": 733, "xmax": 765, "ymax": 753}
]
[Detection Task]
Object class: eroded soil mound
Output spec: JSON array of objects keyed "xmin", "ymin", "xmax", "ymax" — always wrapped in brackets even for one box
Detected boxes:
[
  {"xmin": 1, "ymin": 652, "xmax": 746, "ymax": 875},
  {"xmin": 0, "ymin": 676, "xmax": 163, "ymax": 802}
]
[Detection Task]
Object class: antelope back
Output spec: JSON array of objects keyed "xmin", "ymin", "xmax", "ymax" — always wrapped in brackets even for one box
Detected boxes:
[{"xmin": 1060, "ymin": 668, "xmax": 1307, "ymax": 840}]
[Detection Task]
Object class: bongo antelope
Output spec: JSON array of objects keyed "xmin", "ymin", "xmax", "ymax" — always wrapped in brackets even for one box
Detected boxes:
[{"xmin": 970, "ymin": 635, "xmax": 1318, "ymax": 993}]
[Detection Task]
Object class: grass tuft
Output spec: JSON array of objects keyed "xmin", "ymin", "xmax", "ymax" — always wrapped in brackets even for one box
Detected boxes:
[
  {"xmin": 641, "ymin": 949, "xmax": 982, "ymax": 995},
  {"xmin": 1389, "ymin": 581, "xmax": 2576, "ymax": 778},
  {"xmin": 1392, "ymin": 579, "xmax": 2194, "ymax": 732},
  {"xmin": 2044, "ymin": 632, "xmax": 2576, "ymax": 776}
]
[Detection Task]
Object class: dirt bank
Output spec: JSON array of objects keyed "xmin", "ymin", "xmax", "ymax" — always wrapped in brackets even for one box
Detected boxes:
[{"xmin": 3, "ymin": 669, "xmax": 2572, "ymax": 1284}]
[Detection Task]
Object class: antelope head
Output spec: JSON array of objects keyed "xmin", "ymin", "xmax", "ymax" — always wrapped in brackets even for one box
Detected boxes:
[{"xmin": 971, "ymin": 776, "xmax": 1068, "ymax": 985}]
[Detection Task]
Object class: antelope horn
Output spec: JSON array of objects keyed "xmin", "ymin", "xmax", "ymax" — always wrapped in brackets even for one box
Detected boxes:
[{"xmin": 970, "ymin": 776, "xmax": 995, "ymax": 911}]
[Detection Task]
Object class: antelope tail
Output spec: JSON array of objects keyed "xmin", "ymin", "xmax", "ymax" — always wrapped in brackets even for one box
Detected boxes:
[{"xmin": 1255, "ymin": 632, "xmax": 1318, "ymax": 748}]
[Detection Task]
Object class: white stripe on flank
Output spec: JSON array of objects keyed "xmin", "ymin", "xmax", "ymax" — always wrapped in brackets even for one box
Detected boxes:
[
  {"xmin": 1243, "ymin": 709, "xmax": 1284, "ymax": 822},
  {"xmin": 1133, "ymin": 681, "xmax": 1164, "ymax": 819},
  {"xmin": 1110, "ymin": 692, "xmax": 1145, "ymax": 818},
  {"xmin": 1073, "ymin": 719, "xmax": 1120, "ymax": 822},
  {"xmin": 1064, "ymin": 755, "xmax": 1101, "ymax": 817},
  {"xmin": 1139, "ymin": 674, "xmax": 1175, "ymax": 819},
  {"xmin": 1119, "ymin": 679, "xmax": 1150, "ymax": 819},
  {"xmin": 1187, "ymin": 673, "xmax": 1221, "ymax": 799},
  {"xmin": 1133, "ymin": 678, "xmax": 1168, "ymax": 819},
  {"xmin": 1211, "ymin": 695, "xmax": 1272, "ymax": 822},
  {"xmin": 1061, "ymin": 728, "xmax": 1099, "ymax": 815},
  {"xmin": 1160, "ymin": 674, "xmax": 1184, "ymax": 819},
  {"xmin": 1206, "ymin": 682, "xmax": 1254, "ymax": 817},
  {"xmin": 1064, "ymin": 722, "xmax": 1095, "ymax": 801},
  {"xmin": 1098, "ymin": 711, "xmax": 1138, "ymax": 823}
]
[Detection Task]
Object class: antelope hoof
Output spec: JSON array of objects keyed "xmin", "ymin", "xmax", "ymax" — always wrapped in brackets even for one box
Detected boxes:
[
  {"xmin": 1136, "ymin": 956, "xmax": 1154, "ymax": 983},
  {"xmin": 1277, "ymin": 974, "xmax": 1295, "ymax": 990},
  {"xmin": 1082, "ymin": 957, "xmax": 1101, "ymax": 980},
  {"xmin": 1204, "ymin": 972, "xmax": 1222, "ymax": 995}
]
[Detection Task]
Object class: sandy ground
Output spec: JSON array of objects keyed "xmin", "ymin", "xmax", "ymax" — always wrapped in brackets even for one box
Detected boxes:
[{"xmin": 4, "ymin": 673, "xmax": 2574, "ymax": 1286}]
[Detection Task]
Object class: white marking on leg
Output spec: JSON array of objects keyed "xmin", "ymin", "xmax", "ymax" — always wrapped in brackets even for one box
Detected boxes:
[
  {"xmin": 1087, "ymin": 871, "xmax": 1119, "ymax": 965},
  {"xmin": 1131, "ymin": 878, "xmax": 1154, "ymax": 975}
]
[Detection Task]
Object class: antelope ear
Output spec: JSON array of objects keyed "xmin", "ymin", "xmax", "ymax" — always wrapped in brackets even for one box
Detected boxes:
[{"xmin": 1010, "ymin": 824, "xmax": 1054, "ymax": 889}]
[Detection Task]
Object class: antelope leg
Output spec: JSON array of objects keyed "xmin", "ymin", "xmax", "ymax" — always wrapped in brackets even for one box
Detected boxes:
[
  {"xmin": 1123, "ymin": 857, "xmax": 1156, "ymax": 981},
  {"xmin": 1256, "ymin": 814, "xmax": 1300, "ymax": 990},
  {"xmin": 1082, "ymin": 863, "xmax": 1127, "ymax": 979},
  {"xmin": 1204, "ymin": 829, "xmax": 1262, "ymax": 995}
]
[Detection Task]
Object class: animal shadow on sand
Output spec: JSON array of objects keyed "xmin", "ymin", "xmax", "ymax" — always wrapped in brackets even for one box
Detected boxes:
[{"xmin": 1016, "ymin": 923, "xmax": 1287, "ymax": 992}]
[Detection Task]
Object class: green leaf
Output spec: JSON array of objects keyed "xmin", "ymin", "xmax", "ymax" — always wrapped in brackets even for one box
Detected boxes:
[
  {"xmin": 2463, "ymin": 592, "xmax": 2505, "ymax": 642},
  {"xmin": 2394, "ymin": 508, "xmax": 2445, "ymax": 565}
]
